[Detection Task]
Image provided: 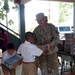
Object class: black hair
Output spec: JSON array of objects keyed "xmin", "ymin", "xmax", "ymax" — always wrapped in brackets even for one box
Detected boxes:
[
  {"xmin": 25, "ymin": 32, "xmax": 35, "ymax": 41},
  {"xmin": 7, "ymin": 43, "xmax": 15, "ymax": 50},
  {"xmin": 0, "ymin": 27, "xmax": 4, "ymax": 33}
]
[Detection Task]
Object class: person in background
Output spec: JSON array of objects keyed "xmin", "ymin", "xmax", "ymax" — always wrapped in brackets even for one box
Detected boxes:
[
  {"xmin": 0, "ymin": 27, "xmax": 8, "ymax": 52},
  {"xmin": 33, "ymin": 13, "xmax": 59, "ymax": 75},
  {"xmin": 17, "ymin": 32, "xmax": 48, "ymax": 75},
  {"xmin": 1, "ymin": 43, "xmax": 16, "ymax": 75}
]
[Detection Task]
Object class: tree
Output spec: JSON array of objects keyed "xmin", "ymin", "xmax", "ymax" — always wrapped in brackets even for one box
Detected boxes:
[
  {"xmin": 58, "ymin": 2, "xmax": 73, "ymax": 24},
  {"xmin": 0, "ymin": 0, "xmax": 18, "ymax": 27}
]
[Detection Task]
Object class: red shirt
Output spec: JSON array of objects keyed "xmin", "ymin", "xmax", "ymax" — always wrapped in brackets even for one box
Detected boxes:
[{"xmin": 2, "ymin": 32, "xmax": 8, "ymax": 48}]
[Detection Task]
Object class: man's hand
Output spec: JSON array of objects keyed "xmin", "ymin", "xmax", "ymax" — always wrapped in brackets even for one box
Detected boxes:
[{"xmin": 45, "ymin": 44, "xmax": 51, "ymax": 50}]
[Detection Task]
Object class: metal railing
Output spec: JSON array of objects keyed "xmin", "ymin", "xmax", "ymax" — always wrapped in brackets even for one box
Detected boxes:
[{"xmin": 0, "ymin": 22, "xmax": 20, "ymax": 38}]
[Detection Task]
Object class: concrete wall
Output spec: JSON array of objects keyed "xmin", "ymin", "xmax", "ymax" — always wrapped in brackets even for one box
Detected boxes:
[{"xmin": 7, "ymin": 31, "xmax": 21, "ymax": 50}]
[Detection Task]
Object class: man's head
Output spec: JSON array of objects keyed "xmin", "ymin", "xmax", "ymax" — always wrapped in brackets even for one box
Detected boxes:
[
  {"xmin": 36, "ymin": 13, "xmax": 47, "ymax": 26},
  {"xmin": 36, "ymin": 13, "xmax": 44, "ymax": 21}
]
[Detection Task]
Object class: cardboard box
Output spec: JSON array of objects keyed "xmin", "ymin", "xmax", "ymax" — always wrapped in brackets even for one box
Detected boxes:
[
  {"xmin": 64, "ymin": 33, "xmax": 73, "ymax": 53},
  {"xmin": 64, "ymin": 33, "xmax": 75, "ymax": 56},
  {"xmin": 4, "ymin": 54, "xmax": 23, "ymax": 69},
  {"xmin": 71, "ymin": 38, "xmax": 75, "ymax": 56}
]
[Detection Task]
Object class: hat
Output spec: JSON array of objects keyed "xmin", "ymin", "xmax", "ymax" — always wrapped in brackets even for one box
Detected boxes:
[
  {"xmin": 44, "ymin": 16, "xmax": 47, "ymax": 21},
  {"xmin": 36, "ymin": 13, "xmax": 44, "ymax": 21}
]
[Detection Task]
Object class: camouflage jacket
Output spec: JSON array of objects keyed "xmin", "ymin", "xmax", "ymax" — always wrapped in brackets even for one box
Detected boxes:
[{"xmin": 33, "ymin": 23, "xmax": 59, "ymax": 54}]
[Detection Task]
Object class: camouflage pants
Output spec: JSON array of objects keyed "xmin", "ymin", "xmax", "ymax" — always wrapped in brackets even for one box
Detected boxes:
[{"xmin": 35, "ymin": 52, "xmax": 59, "ymax": 75}]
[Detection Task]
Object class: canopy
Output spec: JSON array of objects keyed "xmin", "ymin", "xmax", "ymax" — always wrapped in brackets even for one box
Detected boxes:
[{"xmin": 14, "ymin": 0, "xmax": 75, "ymax": 4}]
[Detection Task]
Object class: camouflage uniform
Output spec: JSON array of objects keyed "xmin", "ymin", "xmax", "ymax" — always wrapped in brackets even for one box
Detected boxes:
[{"xmin": 33, "ymin": 23, "xmax": 59, "ymax": 75}]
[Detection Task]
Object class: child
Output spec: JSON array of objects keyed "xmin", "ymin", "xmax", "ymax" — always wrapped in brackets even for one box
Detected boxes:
[
  {"xmin": 17, "ymin": 32, "xmax": 48, "ymax": 75},
  {"xmin": 1, "ymin": 43, "xmax": 16, "ymax": 75}
]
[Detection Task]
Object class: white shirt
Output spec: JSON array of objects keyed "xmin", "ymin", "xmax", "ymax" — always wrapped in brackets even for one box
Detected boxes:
[
  {"xmin": 17, "ymin": 41, "xmax": 43, "ymax": 62},
  {"xmin": 2, "ymin": 50, "xmax": 16, "ymax": 64}
]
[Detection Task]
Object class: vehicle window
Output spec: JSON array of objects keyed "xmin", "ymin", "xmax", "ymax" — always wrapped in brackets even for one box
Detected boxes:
[{"xmin": 59, "ymin": 26, "xmax": 70, "ymax": 32}]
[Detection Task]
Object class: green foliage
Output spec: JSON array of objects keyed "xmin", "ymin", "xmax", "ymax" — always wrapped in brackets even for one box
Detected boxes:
[
  {"xmin": 3, "ymin": 0, "xmax": 9, "ymax": 12},
  {"xmin": 0, "ymin": 0, "xmax": 18, "ymax": 25},
  {"xmin": 8, "ymin": 19, "xmax": 14, "ymax": 25},
  {"xmin": 58, "ymin": 2, "xmax": 73, "ymax": 24},
  {"xmin": 0, "ymin": 7, "xmax": 5, "ymax": 20},
  {"xmin": 12, "ymin": 4, "xmax": 18, "ymax": 11}
]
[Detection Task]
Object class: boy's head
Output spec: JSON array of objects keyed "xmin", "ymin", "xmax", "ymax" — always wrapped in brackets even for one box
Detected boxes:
[
  {"xmin": 25, "ymin": 32, "xmax": 35, "ymax": 43},
  {"xmin": 7, "ymin": 43, "xmax": 15, "ymax": 55}
]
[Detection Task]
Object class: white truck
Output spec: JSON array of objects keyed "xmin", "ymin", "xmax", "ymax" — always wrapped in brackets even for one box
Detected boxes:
[{"xmin": 56, "ymin": 25, "xmax": 73, "ymax": 40}]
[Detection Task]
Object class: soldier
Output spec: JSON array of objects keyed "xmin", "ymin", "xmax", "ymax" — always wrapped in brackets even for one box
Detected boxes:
[{"xmin": 33, "ymin": 13, "xmax": 59, "ymax": 75}]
